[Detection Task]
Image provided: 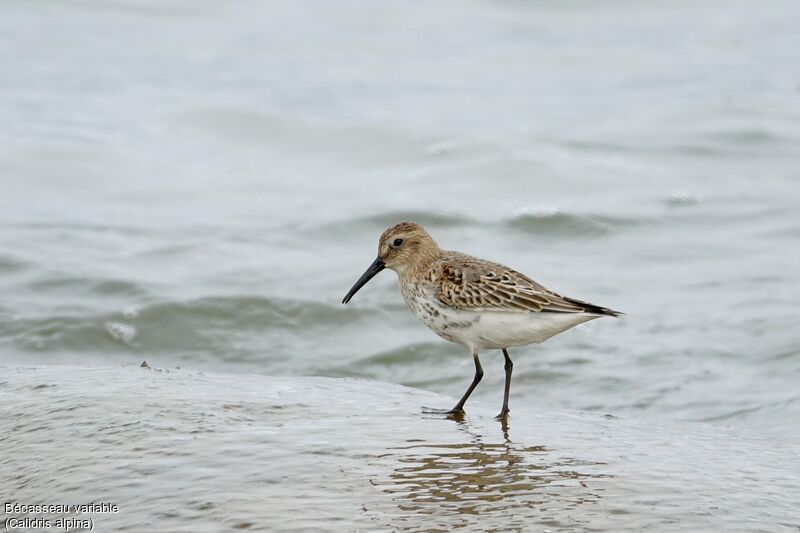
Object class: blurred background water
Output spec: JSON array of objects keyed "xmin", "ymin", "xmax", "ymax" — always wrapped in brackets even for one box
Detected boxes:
[
  {"xmin": 2, "ymin": 0, "xmax": 799, "ymax": 435},
  {"xmin": 1, "ymin": 1, "xmax": 800, "ymax": 527}
]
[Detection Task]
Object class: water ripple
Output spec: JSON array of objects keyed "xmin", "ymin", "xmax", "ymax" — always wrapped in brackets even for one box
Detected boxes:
[
  {"xmin": 0, "ymin": 296, "xmax": 369, "ymax": 355},
  {"xmin": 505, "ymin": 208, "xmax": 646, "ymax": 237}
]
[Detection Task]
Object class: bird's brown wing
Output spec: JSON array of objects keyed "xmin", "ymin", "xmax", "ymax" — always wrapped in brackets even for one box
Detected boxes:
[{"xmin": 433, "ymin": 254, "xmax": 620, "ymax": 316}]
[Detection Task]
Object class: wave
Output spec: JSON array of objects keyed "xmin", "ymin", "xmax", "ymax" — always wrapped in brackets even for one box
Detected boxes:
[
  {"xmin": 504, "ymin": 208, "xmax": 645, "ymax": 237},
  {"xmin": 0, "ymin": 255, "xmax": 31, "ymax": 274},
  {"xmin": 133, "ymin": 295, "xmax": 364, "ymax": 330},
  {"xmin": 24, "ymin": 276, "xmax": 148, "ymax": 297},
  {"xmin": 310, "ymin": 207, "xmax": 649, "ymax": 239},
  {"xmin": 10, "ymin": 221, "xmax": 150, "ymax": 237},
  {"xmin": 1, "ymin": 296, "xmax": 370, "ymax": 356}
]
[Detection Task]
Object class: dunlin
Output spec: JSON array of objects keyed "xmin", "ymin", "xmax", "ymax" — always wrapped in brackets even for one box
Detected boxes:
[{"xmin": 342, "ymin": 222, "xmax": 620, "ymax": 419}]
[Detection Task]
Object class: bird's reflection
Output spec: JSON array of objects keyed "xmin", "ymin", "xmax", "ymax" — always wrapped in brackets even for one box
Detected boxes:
[{"xmin": 374, "ymin": 417, "xmax": 610, "ymax": 530}]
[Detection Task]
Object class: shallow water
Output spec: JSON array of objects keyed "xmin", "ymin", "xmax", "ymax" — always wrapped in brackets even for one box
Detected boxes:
[
  {"xmin": 1, "ymin": 0, "xmax": 800, "ymax": 529},
  {"xmin": 2, "ymin": 366, "xmax": 799, "ymax": 532}
]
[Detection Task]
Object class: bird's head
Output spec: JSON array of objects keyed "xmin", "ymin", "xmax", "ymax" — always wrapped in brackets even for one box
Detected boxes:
[{"xmin": 342, "ymin": 222, "xmax": 440, "ymax": 304}]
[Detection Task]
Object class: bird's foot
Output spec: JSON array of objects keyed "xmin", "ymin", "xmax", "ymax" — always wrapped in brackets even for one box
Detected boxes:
[
  {"xmin": 494, "ymin": 409, "xmax": 509, "ymax": 420},
  {"xmin": 421, "ymin": 405, "xmax": 464, "ymax": 416}
]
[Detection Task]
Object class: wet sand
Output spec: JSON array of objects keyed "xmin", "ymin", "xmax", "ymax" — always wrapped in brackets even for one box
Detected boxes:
[{"xmin": 2, "ymin": 365, "xmax": 798, "ymax": 532}]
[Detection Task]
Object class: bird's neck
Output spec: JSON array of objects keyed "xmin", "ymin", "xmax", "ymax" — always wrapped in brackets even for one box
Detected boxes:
[{"xmin": 399, "ymin": 245, "xmax": 442, "ymax": 281}]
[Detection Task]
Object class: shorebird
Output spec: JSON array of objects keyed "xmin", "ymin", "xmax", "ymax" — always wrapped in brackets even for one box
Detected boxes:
[{"xmin": 342, "ymin": 222, "xmax": 620, "ymax": 419}]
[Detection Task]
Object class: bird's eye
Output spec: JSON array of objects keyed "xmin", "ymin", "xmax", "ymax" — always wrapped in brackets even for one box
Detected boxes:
[{"xmin": 392, "ymin": 238, "xmax": 404, "ymax": 247}]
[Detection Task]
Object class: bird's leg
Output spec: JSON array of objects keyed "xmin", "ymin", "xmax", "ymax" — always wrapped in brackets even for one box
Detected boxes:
[
  {"xmin": 495, "ymin": 348, "xmax": 513, "ymax": 419},
  {"xmin": 423, "ymin": 351, "xmax": 483, "ymax": 415},
  {"xmin": 450, "ymin": 351, "xmax": 484, "ymax": 412}
]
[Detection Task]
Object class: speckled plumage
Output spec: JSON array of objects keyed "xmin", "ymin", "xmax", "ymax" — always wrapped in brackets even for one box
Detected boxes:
[{"xmin": 343, "ymin": 221, "xmax": 621, "ymax": 418}]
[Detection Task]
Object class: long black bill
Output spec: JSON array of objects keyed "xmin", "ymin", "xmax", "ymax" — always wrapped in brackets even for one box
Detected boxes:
[{"xmin": 342, "ymin": 257, "xmax": 385, "ymax": 304}]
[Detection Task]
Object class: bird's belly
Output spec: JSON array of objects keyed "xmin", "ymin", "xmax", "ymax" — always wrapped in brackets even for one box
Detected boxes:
[
  {"xmin": 464, "ymin": 311, "xmax": 600, "ymax": 349},
  {"xmin": 404, "ymin": 291, "xmax": 599, "ymax": 350}
]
